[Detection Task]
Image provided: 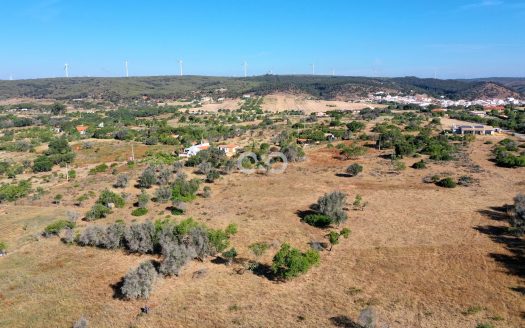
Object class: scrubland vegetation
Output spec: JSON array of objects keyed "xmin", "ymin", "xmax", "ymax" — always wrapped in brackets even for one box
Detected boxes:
[{"xmin": 0, "ymin": 93, "xmax": 523, "ymax": 328}]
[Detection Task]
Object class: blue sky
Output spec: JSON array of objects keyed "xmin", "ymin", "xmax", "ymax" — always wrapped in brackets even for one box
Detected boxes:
[{"xmin": 1, "ymin": 0, "xmax": 524, "ymax": 79}]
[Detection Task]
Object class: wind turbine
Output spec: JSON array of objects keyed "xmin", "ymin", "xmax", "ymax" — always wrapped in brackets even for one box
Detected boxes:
[
  {"xmin": 243, "ymin": 61, "xmax": 248, "ymax": 77},
  {"xmin": 125, "ymin": 60, "xmax": 129, "ymax": 77},
  {"xmin": 311, "ymin": 63, "xmax": 315, "ymax": 75},
  {"xmin": 178, "ymin": 59, "xmax": 183, "ymax": 76},
  {"xmin": 64, "ymin": 63, "xmax": 69, "ymax": 78}
]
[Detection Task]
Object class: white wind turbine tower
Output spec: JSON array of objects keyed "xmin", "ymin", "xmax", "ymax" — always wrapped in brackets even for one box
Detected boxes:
[
  {"xmin": 64, "ymin": 63, "xmax": 69, "ymax": 78},
  {"xmin": 311, "ymin": 63, "xmax": 315, "ymax": 75},
  {"xmin": 243, "ymin": 61, "xmax": 248, "ymax": 77},
  {"xmin": 125, "ymin": 60, "xmax": 129, "ymax": 77},
  {"xmin": 178, "ymin": 59, "xmax": 183, "ymax": 76}
]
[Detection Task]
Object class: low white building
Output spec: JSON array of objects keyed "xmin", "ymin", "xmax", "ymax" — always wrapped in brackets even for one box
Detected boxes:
[{"xmin": 179, "ymin": 143, "xmax": 210, "ymax": 157}]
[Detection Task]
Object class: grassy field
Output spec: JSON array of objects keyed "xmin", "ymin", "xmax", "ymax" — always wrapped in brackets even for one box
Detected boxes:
[{"xmin": 0, "ymin": 115, "xmax": 523, "ymax": 327}]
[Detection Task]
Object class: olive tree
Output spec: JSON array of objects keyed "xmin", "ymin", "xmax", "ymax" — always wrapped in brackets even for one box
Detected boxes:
[
  {"xmin": 316, "ymin": 191, "xmax": 348, "ymax": 226},
  {"xmin": 120, "ymin": 261, "xmax": 157, "ymax": 300}
]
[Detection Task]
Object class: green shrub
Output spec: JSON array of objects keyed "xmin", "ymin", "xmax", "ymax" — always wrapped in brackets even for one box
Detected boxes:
[
  {"xmin": 131, "ymin": 207, "xmax": 148, "ymax": 216},
  {"xmin": 225, "ymin": 223, "xmax": 238, "ymax": 236},
  {"xmin": 340, "ymin": 227, "xmax": 351, "ymax": 238},
  {"xmin": 345, "ymin": 163, "xmax": 363, "ymax": 177},
  {"xmin": 303, "ymin": 214, "xmax": 332, "ymax": 228},
  {"xmin": 316, "ymin": 191, "xmax": 348, "ymax": 225},
  {"xmin": 271, "ymin": 243, "xmax": 320, "ymax": 280},
  {"xmin": 171, "ymin": 177, "xmax": 200, "ymax": 202},
  {"xmin": 249, "ymin": 242, "xmax": 270, "ymax": 258},
  {"xmin": 33, "ymin": 155, "xmax": 53, "ymax": 172},
  {"xmin": 412, "ymin": 160, "xmax": 426, "ymax": 169},
  {"xmin": 0, "ymin": 180, "xmax": 31, "ymax": 202},
  {"xmin": 97, "ymin": 189, "xmax": 125, "ymax": 208},
  {"xmin": 392, "ymin": 159, "xmax": 406, "ymax": 171},
  {"xmin": 88, "ymin": 163, "xmax": 108, "ymax": 175},
  {"xmin": 222, "ymin": 247, "xmax": 238, "ymax": 265},
  {"xmin": 0, "ymin": 241, "xmax": 7, "ymax": 253},
  {"xmin": 207, "ymin": 229, "xmax": 230, "ymax": 253},
  {"xmin": 138, "ymin": 166, "xmax": 157, "ymax": 188},
  {"xmin": 436, "ymin": 177, "xmax": 457, "ymax": 188},
  {"xmin": 44, "ymin": 220, "xmax": 75, "ymax": 236},
  {"xmin": 327, "ymin": 231, "xmax": 340, "ymax": 248},
  {"xmin": 86, "ymin": 203, "xmax": 111, "ymax": 221}
]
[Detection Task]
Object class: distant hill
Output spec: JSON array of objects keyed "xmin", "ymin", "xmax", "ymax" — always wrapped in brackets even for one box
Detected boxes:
[
  {"xmin": 468, "ymin": 77, "xmax": 525, "ymax": 96},
  {"xmin": 0, "ymin": 75, "xmax": 522, "ymax": 102}
]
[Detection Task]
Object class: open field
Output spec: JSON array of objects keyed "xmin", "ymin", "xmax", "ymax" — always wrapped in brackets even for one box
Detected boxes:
[
  {"xmin": 262, "ymin": 93, "xmax": 386, "ymax": 113},
  {"xmin": 0, "ymin": 120, "xmax": 524, "ymax": 327}
]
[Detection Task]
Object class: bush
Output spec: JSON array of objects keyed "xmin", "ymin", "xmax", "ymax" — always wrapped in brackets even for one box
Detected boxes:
[
  {"xmin": 316, "ymin": 191, "xmax": 348, "ymax": 225},
  {"xmin": 222, "ymin": 247, "xmax": 238, "ymax": 265},
  {"xmin": 97, "ymin": 189, "xmax": 125, "ymax": 208},
  {"xmin": 511, "ymin": 193, "xmax": 525, "ymax": 235},
  {"xmin": 345, "ymin": 163, "xmax": 363, "ymax": 177},
  {"xmin": 124, "ymin": 221, "xmax": 155, "ymax": 253},
  {"xmin": 281, "ymin": 145, "xmax": 305, "ymax": 162},
  {"xmin": 412, "ymin": 160, "xmax": 426, "ymax": 169},
  {"xmin": 77, "ymin": 225, "xmax": 107, "ymax": 246},
  {"xmin": 104, "ymin": 222, "xmax": 126, "ymax": 249},
  {"xmin": 85, "ymin": 203, "xmax": 111, "ymax": 221},
  {"xmin": 206, "ymin": 170, "xmax": 220, "ymax": 183},
  {"xmin": 171, "ymin": 176, "xmax": 200, "ymax": 202},
  {"xmin": 88, "ymin": 163, "xmax": 108, "ymax": 175},
  {"xmin": 157, "ymin": 166, "xmax": 172, "ymax": 185},
  {"xmin": 225, "ymin": 223, "xmax": 238, "ymax": 236},
  {"xmin": 392, "ymin": 159, "xmax": 406, "ymax": 171},
  {"xmin": 327, "ymin": 231, "xmax": 340, "ymax": 248},
  {"xmin": 33, "ymin": 155, "xmax": 53, "ymax": 172},
  {"xmin": 113, "ymin": 174, "xmax": 129, "ymax": 188},
  {"xmin": 436, "ymin": 177, "xmax": 456, "ymax": 188},
  {"xmin": 120, "ymin": 261, "xmax": 157, "ymax": 300},
  {"xmin": 271, "ymin": 243, "xmax": 320, "ymax": 280},
  {"xmin": 155, "ymin": 185, "xmax": 172, "ymax": 203},
  {"xmin": 303, "ymin": 214, "xmax": 332, "ymax": 228},
  {"xmin": 138, "ymin": 166, "xmax": 157, "ymax": 188},
  {"xmin": 44, "ymin": 220, "xmax": 75, "ymax": 236},
  {"xmin": 339, "ymin": 143, "xmax": 366, "ymax": 160},
  {"xmin": 0, "ymin": 241, "xmax": 7, "ymax": 254},
  {"xmin": 0, "ymin": 180, "xmax": 31, "ymax": 202},
  {"xmin": 131, "ymin": 207, "xmax": 148, "ymax": 216},
  {"xmin": 137, "ymin": 190, "xmax": 149, "ymax": 208},
  {"xmin": 159, "ymin": 243, "xmax": 191, "ymax": 276},
  {"xmin": 197, "ymin": 162, "xmax": 212, "ymax": 175},
  {"xmin": 457, "ymin": 175, "xmax": 474, "ymax": 186},
  {"xmin": 249, "ymin": 242, "xmax": 270, "ymax": 258},
  {"xmin": 340, "ymin": 227, "xmax": 351, "ymax": 238},
  {"xmin": 202, "ymin": 186, "xmax": 211, "ymax": 198}
]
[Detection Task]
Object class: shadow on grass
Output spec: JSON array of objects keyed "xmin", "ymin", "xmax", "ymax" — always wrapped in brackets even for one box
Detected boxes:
[
  {"xmin": 250, "ymin": 263, "xmax": 276, "ymax": 281},
  {"xmin": 329, "ymin": 316, "xmax": 364, "ymax": 328},
  {"xmin": 475, "ymin": 206, "xmax": 525, "ymax": 280}
]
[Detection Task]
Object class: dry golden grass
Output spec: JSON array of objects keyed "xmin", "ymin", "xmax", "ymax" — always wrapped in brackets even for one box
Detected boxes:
[
  {"xmin": 262, "ymin": 93, "xmax": 386, "ymax": 114},
  {"xmin": 0, "ymin": 129, "xmax": 524, "ymax": 327}
]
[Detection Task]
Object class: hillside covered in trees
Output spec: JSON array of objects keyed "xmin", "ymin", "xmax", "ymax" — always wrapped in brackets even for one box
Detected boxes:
[{"xmin": 0, "ymin": 75, "xmax": 523, "ymax": 101}]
